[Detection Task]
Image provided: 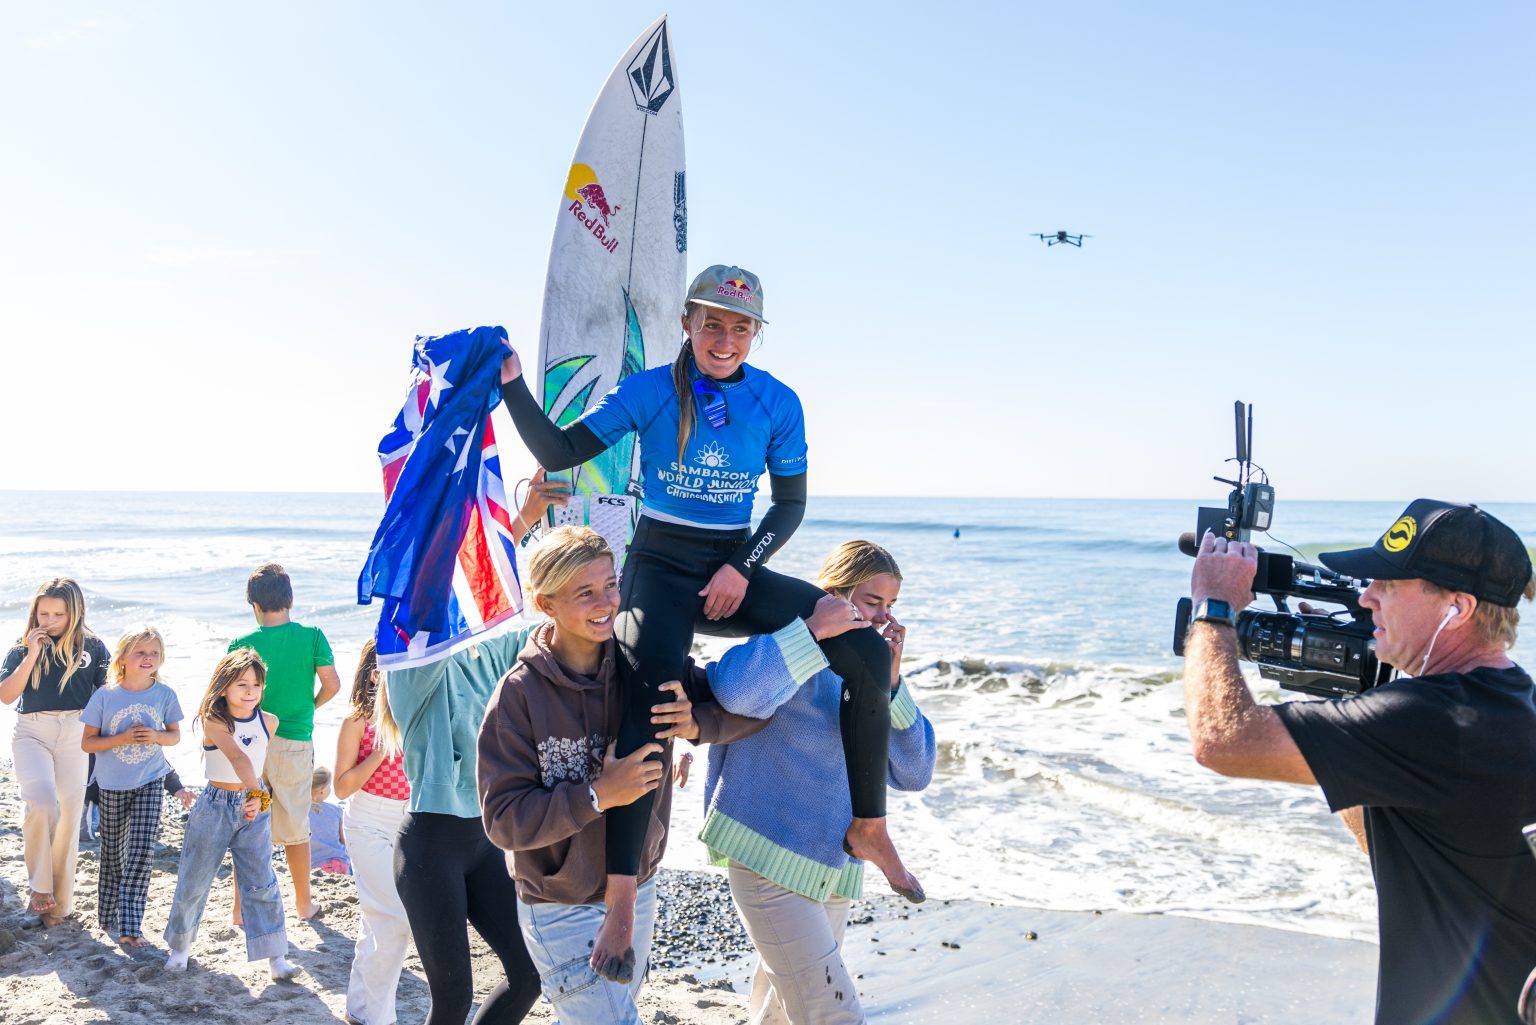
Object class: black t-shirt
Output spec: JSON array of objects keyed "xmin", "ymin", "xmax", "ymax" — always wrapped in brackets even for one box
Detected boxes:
[
  {"xmin": 1, "ymin": 635, "xmax": 111, "ymax": 713},
  {"xmin": 1275, "ymin": 665, "xmax": 1536, "ymax": 1025}
]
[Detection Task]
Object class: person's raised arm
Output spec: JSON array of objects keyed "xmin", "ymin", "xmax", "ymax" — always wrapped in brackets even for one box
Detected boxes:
[
  {"xmin": 1184, "ymin": 531, "xmax": 1314, "ymax": 784},
  {"xmin": 705, "ymin": 596, "xmax": 868, "ymax": 718},
  {"xmin": 499, "ymin": 346, "xmax": 607, "ymax": 471},
  {"xmin": 0, "ymin": 630, "xmax": 48, "ymax": 705}
]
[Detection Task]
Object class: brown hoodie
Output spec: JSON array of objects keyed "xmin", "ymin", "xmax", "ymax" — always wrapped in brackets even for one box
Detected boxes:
[{"xmin": 477, "ymin": 621, "xmax": 763, "ymax": 905}]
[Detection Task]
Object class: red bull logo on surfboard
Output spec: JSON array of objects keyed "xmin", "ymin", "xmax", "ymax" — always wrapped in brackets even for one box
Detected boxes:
[{"xmin": 564, "ymin": 163, "xmax": 621, "ymax": 254}]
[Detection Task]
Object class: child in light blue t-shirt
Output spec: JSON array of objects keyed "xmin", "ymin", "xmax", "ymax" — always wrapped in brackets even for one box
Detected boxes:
[
  {"xmin": 80, "ymin": 626, "xmax": 183, "ymax": 948},
  {"xmin": 308, "ymin": 767, "xmax": 350, "ymax": 874}
]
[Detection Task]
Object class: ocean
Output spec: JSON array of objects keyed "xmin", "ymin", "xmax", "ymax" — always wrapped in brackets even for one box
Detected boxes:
[{"xmin": 4, "ymin": 490, "xmax": 1534, "ymax": 943}]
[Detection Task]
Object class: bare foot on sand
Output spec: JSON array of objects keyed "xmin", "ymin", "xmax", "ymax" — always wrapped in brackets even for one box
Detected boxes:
[
  {"xmin": 28, "ymin": 890, "xmax": 56, "ymax": 915},
  {"xmin": 591, "ymin": 875, "xmax": 637, "ymax": 983},
  {"xmin": 40, "ymin": 912, "xmax": 67, "ymax": 928},
  {"xmin": 296, "ymin": 902, "xmax": 321, "ymax": 921},
  {"xmin": 845, "ymin": 817, "xmax": 924, "ymax": 903},
  {"xmin": 119, "ymin": 935, "xmax": 153, "ymax": 949}
]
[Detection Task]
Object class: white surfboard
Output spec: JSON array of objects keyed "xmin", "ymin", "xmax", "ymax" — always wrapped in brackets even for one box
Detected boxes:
[{"xmin": 536, "ymin": 16, "xmax": 686, "ymax": 567}]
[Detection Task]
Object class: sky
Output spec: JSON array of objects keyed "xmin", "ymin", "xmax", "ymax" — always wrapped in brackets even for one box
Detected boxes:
[{"xmin": 4, "ymin": 2, "xmax": 1532, "ymax": 501}]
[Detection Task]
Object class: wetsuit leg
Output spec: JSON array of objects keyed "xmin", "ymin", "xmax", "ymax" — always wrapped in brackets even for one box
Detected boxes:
[
  {"xmin": 606, "ymin": 518, "xmax": 739, "ymax": 876},
  {"xmin": 710, "ymin": 566, "xmax": 891, "ymax": 819}
]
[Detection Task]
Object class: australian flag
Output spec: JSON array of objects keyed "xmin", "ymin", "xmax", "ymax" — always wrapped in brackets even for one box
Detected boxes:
[{"xmin": 358, "ymin": 326, "xmax": 524, "ymax": 669}]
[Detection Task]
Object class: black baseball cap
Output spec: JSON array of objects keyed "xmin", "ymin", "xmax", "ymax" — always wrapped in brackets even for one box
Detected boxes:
[{"xmin": 1319, "ymin": 499, "xmax": 1533, "ymax": 607}]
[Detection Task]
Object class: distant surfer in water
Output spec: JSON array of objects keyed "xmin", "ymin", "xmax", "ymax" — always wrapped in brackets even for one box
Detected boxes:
[{"xmin": 499, "ymin": 264, "xmax": 922, "ymax": 982}]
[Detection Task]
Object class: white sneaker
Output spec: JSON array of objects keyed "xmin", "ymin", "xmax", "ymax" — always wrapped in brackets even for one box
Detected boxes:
[
  {"xmin": 269, "ymin": 955, "xmax": 299, "ymax": 981},
  {"xmin": 165, "ymin": 949, "xmax": 190, "ymax": 973}
]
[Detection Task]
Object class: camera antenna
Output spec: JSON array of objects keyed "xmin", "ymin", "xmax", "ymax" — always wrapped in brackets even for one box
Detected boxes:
[{"xmin": 1234, "ymin": 400, "xmax": 1249, "ymax": 469}]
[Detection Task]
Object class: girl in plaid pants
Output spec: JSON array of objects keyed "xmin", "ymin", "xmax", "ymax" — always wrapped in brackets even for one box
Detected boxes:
[{"xmin": 80, "ymin": 625, "xmax": 184, "ymax": 949}]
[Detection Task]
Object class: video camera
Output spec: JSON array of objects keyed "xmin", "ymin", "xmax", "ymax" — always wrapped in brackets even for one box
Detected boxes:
[{"xmin": 1172, "ymin": 401, "xmax": 1393, "ymax": 698}]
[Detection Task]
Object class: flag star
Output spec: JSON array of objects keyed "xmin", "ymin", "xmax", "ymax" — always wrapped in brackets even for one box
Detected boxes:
[
  {"xmin": 451, "ymin": 429, "xmax": 473, "ymax": 477},
  {"xmin": 427, "ymin": 358, "xmax": 454, "ymax": 408}
]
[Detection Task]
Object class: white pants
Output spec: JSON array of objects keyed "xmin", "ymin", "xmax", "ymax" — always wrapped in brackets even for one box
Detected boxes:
[
  {"xmin": 13, "ymin": 710, "xmax": 88, "ymax": 916},
  {"xmin": 728, "ymin": 862, "xmax": 865, "ymax": 1025},
  {"xmin": 344, "ymin": 790, "xmax": 412, "ymax": 1025}
]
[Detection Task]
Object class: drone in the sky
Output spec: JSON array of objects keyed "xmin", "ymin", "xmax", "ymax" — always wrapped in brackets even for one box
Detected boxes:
[{"xmin": 1035, "ymin": 231, "xmax": 1091, "ymax": 247}]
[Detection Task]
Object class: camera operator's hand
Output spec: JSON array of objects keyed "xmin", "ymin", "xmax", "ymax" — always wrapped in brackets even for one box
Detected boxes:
[{"xmin": 1191, "ymin": 529, "xmax": 1258, "ymax": 609}]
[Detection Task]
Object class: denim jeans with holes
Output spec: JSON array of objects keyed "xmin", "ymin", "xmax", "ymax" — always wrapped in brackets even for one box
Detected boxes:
[{"xmin": 516, "ymin": 876, "xmax": 657, "ymax": 1025}]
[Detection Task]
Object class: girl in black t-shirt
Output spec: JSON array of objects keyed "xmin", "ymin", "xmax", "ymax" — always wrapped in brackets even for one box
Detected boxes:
[{"xmin": 1, "ymin": 577, "xmax": 109, "ymax": 927}]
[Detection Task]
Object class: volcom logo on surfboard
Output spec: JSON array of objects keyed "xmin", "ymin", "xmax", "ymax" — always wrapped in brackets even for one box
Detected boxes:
[{"xmin": 627, "ymin": 23, "xmax": 675, "ymax": 114}]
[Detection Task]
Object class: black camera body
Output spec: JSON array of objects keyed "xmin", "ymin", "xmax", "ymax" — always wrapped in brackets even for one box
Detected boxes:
[{"xmin": 1172, "ymin": 403, "xmax": 1393, "ymax": 698}]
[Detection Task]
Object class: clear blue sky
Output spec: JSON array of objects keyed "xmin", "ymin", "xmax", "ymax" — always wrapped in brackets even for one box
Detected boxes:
[{"xmin": 4, "ymin": 2, "xmax": 1531, "ymax": 501}]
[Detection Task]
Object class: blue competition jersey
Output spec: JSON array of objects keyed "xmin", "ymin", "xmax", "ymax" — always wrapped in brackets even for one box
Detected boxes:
[{"xmin": 579, "ymin": 363, "xmax": 807, "ymax": 527}]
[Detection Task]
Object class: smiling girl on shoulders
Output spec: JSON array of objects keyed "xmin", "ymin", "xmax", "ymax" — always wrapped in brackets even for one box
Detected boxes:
[
  {"xmin": 80, "ymin": 625, "xmax": 184, "ymax": 950},
  {"xmin": 161, "ymin": 648, "xmax": 299, "ymax": 981},
  {"xmin": 499, "ymin": 266, "xmax": 922, "ymax": 979}
]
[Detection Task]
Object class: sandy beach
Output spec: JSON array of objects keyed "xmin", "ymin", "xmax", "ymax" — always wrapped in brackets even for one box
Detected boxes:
[{"xmin": 0, "ymin": 764, "xmax": 1382, "ymax": 1024}]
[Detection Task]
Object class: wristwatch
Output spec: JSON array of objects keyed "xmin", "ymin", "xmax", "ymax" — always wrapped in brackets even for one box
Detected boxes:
[
  {"xmin": 1191, "ymin": 598, "xmax": 1239, "ymax": 628},
  {"xmin": 588, "ymin": 784, "xmax": 602, "ymax": 813}
]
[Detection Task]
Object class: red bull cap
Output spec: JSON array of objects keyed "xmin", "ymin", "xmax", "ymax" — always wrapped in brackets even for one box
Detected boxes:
[{"xmin": 686, "ymin": 265, "xmax": 767, "ymax": 324}]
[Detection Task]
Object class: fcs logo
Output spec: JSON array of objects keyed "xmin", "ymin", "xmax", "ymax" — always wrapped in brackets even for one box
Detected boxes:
[{"xmin": 1382, "ymin": 516, "xmax": 1417, "ymax": 553}]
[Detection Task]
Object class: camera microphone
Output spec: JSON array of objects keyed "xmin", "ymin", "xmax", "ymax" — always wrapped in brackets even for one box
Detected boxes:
[{"xmin": 1178, "ymin": 531, "xmax": 1199, "ymax": 558}]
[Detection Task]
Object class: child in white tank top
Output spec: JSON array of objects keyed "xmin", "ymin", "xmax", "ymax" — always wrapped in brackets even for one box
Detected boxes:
[
  {"xmin": 162, "ymin": 649, "xmax": 299, "ymax": 981},
  {"xmin": 202, "ymin": 706, "xmax": 270, "ymax": 783}
]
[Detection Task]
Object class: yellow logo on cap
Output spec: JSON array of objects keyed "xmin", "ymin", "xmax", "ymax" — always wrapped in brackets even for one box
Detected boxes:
[{"xmin": 1382, "ymin": 515, "xmax": 1417, "ymax": 553}]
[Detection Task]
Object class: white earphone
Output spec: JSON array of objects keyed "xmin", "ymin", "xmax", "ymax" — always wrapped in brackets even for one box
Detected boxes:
[{"xmin": 1420, "ymin": 606, "xmax": 1462, "ymax": 675}]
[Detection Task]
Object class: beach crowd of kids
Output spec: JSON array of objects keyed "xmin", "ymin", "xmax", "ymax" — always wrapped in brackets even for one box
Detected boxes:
[{"xmin": 2, "ymin": 265, "xmax": 941, "ymax": 1025}]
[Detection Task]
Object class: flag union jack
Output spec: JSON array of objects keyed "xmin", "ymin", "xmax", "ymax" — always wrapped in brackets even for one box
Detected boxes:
[{"xmin": 359, "ymin": 326, "xmax": 524, "ymax": 669}]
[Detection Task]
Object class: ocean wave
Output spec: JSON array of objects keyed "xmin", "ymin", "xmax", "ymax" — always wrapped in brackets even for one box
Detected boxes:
[{"xmin": 906, "ymin": 654, "xmax": 1179, "ymax": 702}]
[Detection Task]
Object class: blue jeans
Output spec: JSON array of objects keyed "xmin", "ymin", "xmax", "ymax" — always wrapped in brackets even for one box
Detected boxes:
[
  {"xmin": 163, "ymin": 785, "xmax": 287, "ymax": 961},
  {"xmin": 517, "ymin": 877, "xmax": 657, "ymax": 1025}
]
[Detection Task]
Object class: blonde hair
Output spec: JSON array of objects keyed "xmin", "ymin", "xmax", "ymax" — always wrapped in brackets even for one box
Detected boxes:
[
  {"xmin": 18, "ymin": 578, "xmax": 93, "ymax": 692},
  {"xmin": 671, "ymin": 301, "xmax": 761, "ymax": 465},
  {"xmin": 372, "ymin": 663, "xmax": 402, "ymax": 757},
  {"xmin": 198, "ymin": 648, "xmax": 266, "ymax": 736},
  {"xmin": 527, "ymin": 526, "xmax": 615, "ymax": 608},
  {"xmin": 111, "ymin": 625, "xmax": 165, "ymax": 684},
  {"xmin": 815, "ymin": 541, "xmax": 903, "ymax": 598},
  {"xmin": 1423, "ymin": 576, "xmax": 1536, "ymax": 650}
]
